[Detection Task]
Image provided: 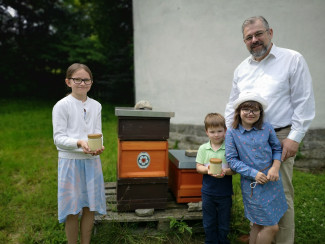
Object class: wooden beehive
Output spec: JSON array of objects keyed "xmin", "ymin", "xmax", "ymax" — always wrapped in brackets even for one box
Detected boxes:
[
  {"xmin": 168, "ymin": 150, "xmax": 203, "ymax": 203},
  {"xmin": 115, "ymin": 107, "xmax": 174, "ymax": 211}
]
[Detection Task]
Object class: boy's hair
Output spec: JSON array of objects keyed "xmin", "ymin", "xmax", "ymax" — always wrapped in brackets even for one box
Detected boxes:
[
  {"xmin": 232, "ymin": 101, "xmax": 264, "ymax": 129},
  {"xmin": 204, "ymin": 113, "xmax": 226, "ymax": 131},
  {"xmin": 66, "ymin": 63, "xmax": 93, "ymax": 81}
]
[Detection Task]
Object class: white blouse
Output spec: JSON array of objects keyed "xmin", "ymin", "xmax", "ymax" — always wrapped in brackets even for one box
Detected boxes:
[{"xmin": 52, "ymin": 94, "xmax": 102, "ymax": 159}]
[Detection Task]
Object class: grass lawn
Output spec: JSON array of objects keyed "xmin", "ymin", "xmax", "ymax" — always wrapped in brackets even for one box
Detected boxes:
[{"xmin": 0, "ymin": 98, "xmax": 324, "ymax": 243}]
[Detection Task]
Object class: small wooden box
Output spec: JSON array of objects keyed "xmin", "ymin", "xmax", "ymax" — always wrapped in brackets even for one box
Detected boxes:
[
  {"xmin": 115, "ymin": 108, "xmax": 175, "ymax": 141},
  {"xmin": 117, "ymin": 177, "xmax": 168, "ymax": 211},
  {"xmin": 168, "ymin": 150, "xmax": 203, "ymax": 203},
  {"xmin": 118, "ymin": 140, "xmax": 169, "ymax": 178}
]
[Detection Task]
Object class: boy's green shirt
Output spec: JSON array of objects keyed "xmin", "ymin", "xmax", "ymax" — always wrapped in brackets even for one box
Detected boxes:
[{"xmin": 196, "ymin": 141, "xmax": 229, "ymax": 169}]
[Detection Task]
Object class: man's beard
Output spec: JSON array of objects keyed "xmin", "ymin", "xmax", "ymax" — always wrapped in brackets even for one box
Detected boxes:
[{"xmin": 250, "ymin": 41, "xmax": 271, "ymax": 58}]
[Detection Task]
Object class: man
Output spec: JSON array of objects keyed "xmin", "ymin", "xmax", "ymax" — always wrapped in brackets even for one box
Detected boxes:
[{"xmin": 224, "ymin": 16, "xmax": 315, "ymax": 244}]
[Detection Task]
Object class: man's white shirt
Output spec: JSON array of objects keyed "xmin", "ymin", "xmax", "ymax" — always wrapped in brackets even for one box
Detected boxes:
[{"xmin": 224, "ymin": 44, "xmax": 315, "ymax": 143}]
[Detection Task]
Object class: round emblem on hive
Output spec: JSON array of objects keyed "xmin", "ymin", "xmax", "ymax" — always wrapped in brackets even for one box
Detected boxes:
[{"xmin": 137, "ymin": 152, "xmax": 150, "ymax": 169}]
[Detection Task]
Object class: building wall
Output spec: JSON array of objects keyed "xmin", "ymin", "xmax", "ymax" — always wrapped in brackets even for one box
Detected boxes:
[{"xmin": 133, "ymin": 0, "xmax": 325, "ymax": 168}]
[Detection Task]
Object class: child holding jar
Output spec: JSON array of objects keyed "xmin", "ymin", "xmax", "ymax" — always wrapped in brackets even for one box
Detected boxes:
[
  {"xmin": 196, "ymin": 113, "xmax": 235, "ymax": 244},
  {"xmin": 52, "ymin": 63, "xmax": 106, "ymax": 243}
]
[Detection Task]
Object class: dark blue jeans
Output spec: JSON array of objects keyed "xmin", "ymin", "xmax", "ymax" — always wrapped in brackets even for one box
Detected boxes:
[{"xmin": 202, "ymin": 193, "xmax": 232, "ymax": 244}]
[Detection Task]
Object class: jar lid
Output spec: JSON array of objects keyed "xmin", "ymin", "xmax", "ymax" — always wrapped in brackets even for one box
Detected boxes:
[
  {"xmin": 88, "ymin": 133, "xmax": 102, "ymax": 139},
  {"xmin": 210, "ymin": 158, "xmax": 222, "ymax": 164}
]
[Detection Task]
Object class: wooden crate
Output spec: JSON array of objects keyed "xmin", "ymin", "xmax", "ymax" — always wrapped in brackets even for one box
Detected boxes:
[
  {"xmin": 168, "ymin": 150, "xmax": 203, "ymax": 203},
  {"xmin": 116, "ymin": 177, "xmax": 168, "ymax": 212},
  {"xmin": 118, "ymin": 140, "xmax": 168, "ymax": 178},
  {"xmin": 118, "ymin": 116, "xmax": 171, "ymax": 141}
]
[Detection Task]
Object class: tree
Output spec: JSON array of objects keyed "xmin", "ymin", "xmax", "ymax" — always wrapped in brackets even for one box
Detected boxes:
[
  {"xmin": 81, "ymin": 0, "xmax": 134, "ymax": 104},
  {"xmin": 0, "ymin": 0, "xmax": 134, "ymax": 103}
]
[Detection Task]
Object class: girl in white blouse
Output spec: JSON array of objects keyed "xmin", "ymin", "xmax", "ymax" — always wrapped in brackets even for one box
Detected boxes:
[{"xmin": 52, "ymin": 63, "xmax": 106, "ymax": 244}]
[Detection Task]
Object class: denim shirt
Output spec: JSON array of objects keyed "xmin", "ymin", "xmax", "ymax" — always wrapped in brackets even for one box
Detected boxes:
[{"xmin": 225, "ymin": 122, "xmax": 282, "ymax": 180}]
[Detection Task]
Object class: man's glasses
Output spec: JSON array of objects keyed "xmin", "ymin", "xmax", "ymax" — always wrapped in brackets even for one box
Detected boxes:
[
  {"xmin": 244, "ymin": 29, "xmax": 268, "ymax": 43},
  {"xmin": 69, "ymin": 78, "xmax": 93, "ymax": 85},
  {"xmin": 241, "ymin": 109, "xmax": 261, "ymax": 115}
]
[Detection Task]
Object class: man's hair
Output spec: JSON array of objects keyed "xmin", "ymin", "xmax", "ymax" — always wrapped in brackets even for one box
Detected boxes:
[
  {"xmin": 204, "ymin": 113, "xmax": 226, "ymax": 131},
  {"xmin": 242, "ymin": 16, "xmax": 270, "ymax": 34},
  {"xmin": 232, "ymin": 101, "xmax": 264, "ymax": 129}
]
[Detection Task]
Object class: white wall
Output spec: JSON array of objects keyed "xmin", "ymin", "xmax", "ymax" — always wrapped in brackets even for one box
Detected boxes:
[{"xmin": 133, "ymin": 0, "xmax": 325, "ymax": 128}]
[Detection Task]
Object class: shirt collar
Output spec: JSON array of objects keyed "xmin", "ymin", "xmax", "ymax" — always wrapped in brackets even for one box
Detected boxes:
[
  {"xmin": 238, "ymin": 124, "xmax": 259, "ymax": 134},
  {"xmin": 203, "ymin": 140, "xmax": 225, "ymax": 151},
  {"xmin": 68, "ymin": 94, "xmax": 89, "ymax": 105},
  {"xmin": 248, "ymin": 43, "xmax": 278, "ymax": 63}
]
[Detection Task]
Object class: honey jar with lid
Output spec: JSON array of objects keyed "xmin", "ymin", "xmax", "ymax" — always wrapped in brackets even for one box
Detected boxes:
[
  {"xmin": 88, "ymin": 134, "xmax": 102, "ymax": 151},
  {"xmin": 209, "ymin": 158, "xmax": 222, "ymax": 175}
]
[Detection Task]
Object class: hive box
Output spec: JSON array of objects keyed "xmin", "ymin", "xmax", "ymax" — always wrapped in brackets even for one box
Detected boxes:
[
  {"xmin": 117, "ymin": 177, "xmax": 168, "ymax": 211},
  {"xmin": 115, "ymin": 107, "xmax": 175, "ymax": 141},
  {"xmin": 115, "ymin": 107, "xmax": 174, "ymax": 212},
  {"xmin": 118, "ymin": 140, "xmax": 169, "ymax": 178},
  {"xmin": 168, "ymin": 150, "xmax": 203, "ymax": 203}
]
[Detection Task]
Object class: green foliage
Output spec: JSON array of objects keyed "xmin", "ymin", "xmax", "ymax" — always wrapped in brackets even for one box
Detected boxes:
[
  {"xmin": 293, "ymin": 170, "xmax": 325, "ymax": 243},
  {"xmin": 0, "ymin": 99, "xmax": 65, "ymax": 243},
  {"xmin": 172, "ymin": 140, "xmax": 180, "ymax": 149},
  {"xmin": 99, "ymin": 103, "xmax": 118, "ymax": 182},
  {"xmin": 0, "ymin": 0, "xmax": 134, "ymax": 103},
  {"xmin": 92, "ymin": 222, "xmax": 167, "ymax": 244},
  {"xmin": 229, "ymin": 174, "xmax": 250, "ymax": 241},
  {"xmin": 169, "ymin": 217, "xmax": 193, "ymax": 235},
  {"xmin": 295, "ymin": 142, "xmax": 304, "ymax": 160},
  {"xmin": 83, "ymin": 0, "xmax": 133, "ymax": 56}
]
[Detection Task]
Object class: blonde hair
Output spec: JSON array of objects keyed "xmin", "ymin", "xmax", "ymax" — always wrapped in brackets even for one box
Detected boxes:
[{"xmin": 204, "ymin": 113, "xmax": 226, "ymax": 131}]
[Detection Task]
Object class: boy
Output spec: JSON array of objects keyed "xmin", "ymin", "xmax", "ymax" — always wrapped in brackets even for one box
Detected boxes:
[{"xmin": 196, "ymin": 113, "xmax": 235, "ymax": 244}]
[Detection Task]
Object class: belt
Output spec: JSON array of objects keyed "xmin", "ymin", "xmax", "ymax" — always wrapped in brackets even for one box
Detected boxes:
[{"xmin": 274, "ymin": 125, "xmax": 291, "ymax": 132}]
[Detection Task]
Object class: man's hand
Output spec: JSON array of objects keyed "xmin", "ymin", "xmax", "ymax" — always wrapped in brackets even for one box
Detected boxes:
[{"xmin": 281, "ymin": 138, "xmax": 299, "ymax": 161}]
